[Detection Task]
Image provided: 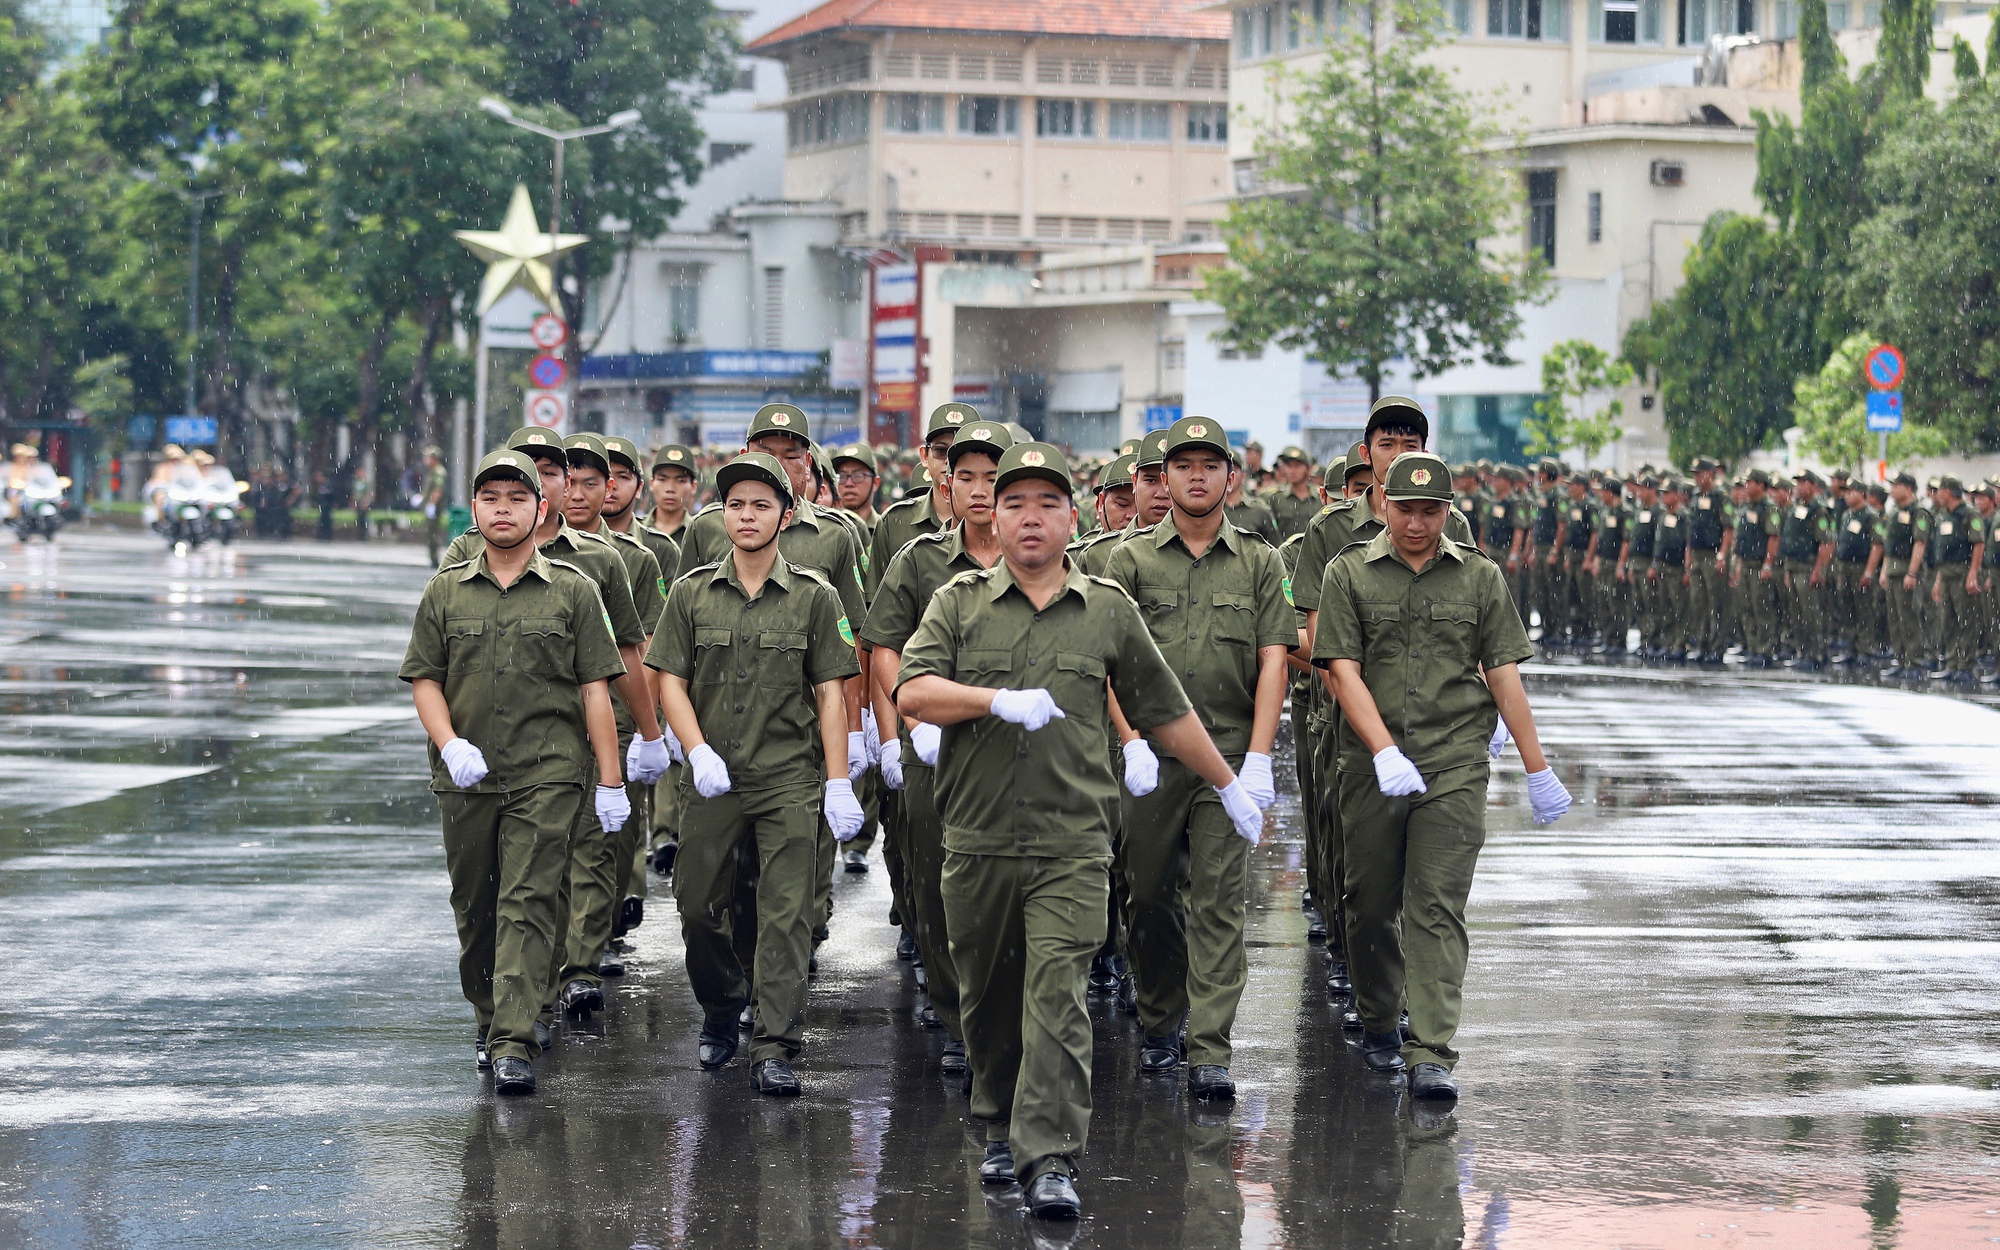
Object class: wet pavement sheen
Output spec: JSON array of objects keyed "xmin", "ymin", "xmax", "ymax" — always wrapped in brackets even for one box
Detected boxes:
[{"xmin": 1, "ymin": 535, "xmax": 1997, "ymax": 1249}]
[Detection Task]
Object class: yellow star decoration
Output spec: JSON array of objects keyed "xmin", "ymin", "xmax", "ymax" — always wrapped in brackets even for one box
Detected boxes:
[{"xmin": 454, "ymin": 183, "xmax": 588, "ymax": 315}]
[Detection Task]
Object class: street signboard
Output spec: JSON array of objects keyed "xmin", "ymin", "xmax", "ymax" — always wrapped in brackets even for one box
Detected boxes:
[
  {"xmin": 530, "ymin": 314, "xmax": 569, "ymax": 351},
  {"xmin": 872, "ymin": 263, "xmax": 919, "ymax": 412},
  {"xmin": 1145, "ymin": 405, "xmax": 1182, "ymax": 432},
  {"xmin": 1866, "ymin": 390, "xmax": 1903, "ymax": 432},
  {"xmin": 528, "ymin": 353, "xmax": 568, "ymax": 389},
  {"xmin": 165, "ymin": 415, "xmax": 218, "ymax": 446},
  {"xmin": 525, "ymin": 389, "xmax": 568, "ymax": 433},
  {"xmin": 1864, "ymin": 344, "xmax": 1905, "ymax": 390}
]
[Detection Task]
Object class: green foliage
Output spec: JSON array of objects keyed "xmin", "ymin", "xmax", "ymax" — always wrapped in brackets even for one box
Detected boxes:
[
  {"xmin": 1624, "ymin": 213, "xmax": 1816, "ymax": 463},
  {"xmin": 1202, "ymin": 0, "xmax": 1545, "ymax": 399},
  {"xmin": 1526, "ymin": 340, "xmax": 1631, "ymax": 459},
  {"xmin": 1794, "ymin": 333, "xmax": 1949, "ymax": 469},
  {"xmin": 71, "ymin": 354, "xmax": 133, "ymax": 423},
  {"xmin": 1952, "ymin": 34, "xmax": 1982, "ymax": 84},
  {"xmin": 1875, "ymin": 0, "xmax": 1936, "ymax": 102}
]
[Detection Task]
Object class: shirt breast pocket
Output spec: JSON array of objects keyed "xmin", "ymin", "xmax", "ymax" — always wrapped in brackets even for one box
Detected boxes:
[
  {"xmin": 757, "ymin": 629, "xmax": 809, "ymax": 688},
  {"xmin": 518, "ymin": 616, "xmax": 573, "ymax": 680},
  {"xmin": 1359, "ymin": 602, "xmax": 1403, "ymax": 660},
  {"xmin": 692, "ymin": 625, "xmax": 734, "ymax": 683},
  {"xmin": 956, "ymin": 647, "xmax": 1014, "ymax": 687},
  {"xmin": 1426, "ymin": 601, "xmax": 1479, "ymax": 656},
  {"xmin": 1208, "ymin": 591, "xmax": 1256, "ymax": 643},
  {"xmin": 445, "ymin": 617, "xmax": 487, "ymax": 673},
  {"xmin": 1135, "ymin": 588, "xmax": 1179, "ymax": 633},
  {"xmin": 1054, "ymin": 650, "xmax": 1107, "ymax": 708}
]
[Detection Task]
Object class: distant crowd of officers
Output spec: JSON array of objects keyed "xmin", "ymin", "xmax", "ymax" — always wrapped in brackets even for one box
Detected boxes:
[{"xmin": 400, "ymin": 397, "xmax": 1577, "ymax": 1220}]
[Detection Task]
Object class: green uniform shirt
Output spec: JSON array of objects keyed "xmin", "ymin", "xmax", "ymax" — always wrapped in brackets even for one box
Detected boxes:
[
  {"xmin": 1687, "ymin": 489, "xmax": 1729, "ymax": 549},
  {"xmin": 1592, "ymin": 501, "xmax": 1627, "ymax": 558},
  {"xmin": 1929, "ymin": 501, "xmax": 1979, "ymax": 565},
  {"xmin": 1071, "ymin": 522, "xmax": 1142, "ymax": 577},
  {"xmin": 1312, "ymin": 531, "xmax": 1535, "ymax": 775},
  {"xmin": 1453, "ymin": 492, "xmax": 1484, "ymax": 545},
  {"xmin": 896, "ymin": 561, "xmax": 1193, "ymax": 858},
  {"xmin": 645, "ymin": 556, "xmax": 861, "ymax": 792},
  {"xmin": 1732, "ymin": 500, "xmax": 1777, "ymax": 560},
  {"xmin": 442, "ymin": 521, "xmax": 648, "ymax": 649},
  {"xmin": 867, "ymin": 491, "xmax": 948, "ymax": 598},
  {"xmin": 679, "ymin": 497, "xmax": 867, "ymax": 628},
  {"xmin": 1481, "ymin": 494, "xmax": 1523, "ymax": 553},
  {"xmin": 1225, "ymin": 495, "xmax": 1281, "ymax": 545},
  {"xmin": 1627, "ymin": 501, "xmax": 1659, "ymax": 560},
  {"xmin": 1563, "ymin": 498, "xmax": 1598, "ymax": 551},
  {"xmin": 1277, "ymin": 532, "xmax": 1313, "ymax": 700},
  {"xmin": 862, "ymin": 527, "xmax": 991, "ymax": 655},
  {"xmin": 620, "ymin": 521, "xmax": 683, "ymax": 595},
  {"xmin": 1880, "ymin": 504, "xmax": 1918, "ymax": 559},
  {"xmin": 1655, "ymin": 505, "xmax": 1689, "ymax": 566},
  {"xmin": 1532, "ymin": 489, "xmax": 1561, "ymax": 545},
  {"xmin": 1102, "ymin": 520, "xmax": 1298, "ymax": 756},
  {"xmin": 589, "ymin": 523, "xmax": 668, "ymax": 634},
  {"xmin": 1267, "ymin": 489, "xmax": 1320, "ymax": 542},
  {"xmin": 1778, "ymin": 498, "xmax": 1833, "ymax": 562},
  {"xmin": 399, "ymin": 549, "xmax": 627, "ymax": 794},
  {"xmin": 1291, "ymin": 495, "xmax": 1475, "ymax": 615},
  {"xmin": 1836, "ymin": 505, "xmax": 1879, "ymax": 562}
]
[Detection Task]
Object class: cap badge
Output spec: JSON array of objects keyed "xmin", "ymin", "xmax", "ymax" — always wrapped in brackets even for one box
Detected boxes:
[
  {"xmin": 666, "ymin": 449, "xmax": 684, "ymax": 461},
  {"xmin": 970, "ymin": 427, "xmax": 992, "ymax": 439},
  {"xmin": 1188, "ymin": 423, "xmax": 1208, "ymax": 437},
  {"xmin": 1021, "ymin": 450, "xmax": 1046, "ymax": 467},
  {"xmin": 527, "ymin": 434, "xmax": 547, "ymax": 444},
  {"xmin": 1410, "ymin": 468, "xmax": 1432, "ymax": 486},
  {"xmin": 769, "ymin": 413, "xmax": 791, "ymax": 426}
]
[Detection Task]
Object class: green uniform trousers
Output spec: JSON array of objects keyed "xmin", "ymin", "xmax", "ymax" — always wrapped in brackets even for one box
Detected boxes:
[
  {"xmin": 944, "ymin": 848, "xmax": 1108, "ymax": 1186},
  {"xmin": 1120, "ymin": 755, "xmax": 1250, "ymax": 1067},
  {"xmin": 900, "ymin": 762, "xmax": 962, "ymax": 1040},
  {"xmin": 439, "ymin": 783, "xmax": 582, "ymax": 1062},
  {"xmin": 611, "ymin": 776, "xmax": 650, "ymax": 935},
  {"xmin": 1529, "ymin": 552, "xmax": 1558, "ymax": 637},
  {"xmin": 1291, "ymin": 694, "xmax": 1323, "ymax": 926},
  {"xmin": 649, "ymin": 758, "xmax": 684, "ymax": 867},
  {"xmin": 556, "ymin": 730, "xmax": 631, "ymax": 990},
  {"xmin": 1827, "ymin": 561, "xmax": 1868, "ymax": 654},
  {"xmin": 1884, "ymin": 558, "xmax": 1925, "ymax": 664},
  {"xmin": 1687, "ymin": 553, "xmax": 1727, "ymax": 653},
  {"xmin": 1781, "ymin": 564, "xmax": 1827, "ymax": 662},
  {"xmin": 1562, "ymin": 550, "xmax": 1592, "ymax": 639},
  {"xmin": 1934, "ymin": 562, "xmax": 1978, "ymax": 671},
  {"xmin": 1337, "ymin": 763, "xmax": 1489, "ymax": 1072},
  {"xmin": 1649, "ymin": 562, "xmax": 1686, "ymax": 651},
  {"xmin": 1625, "ymin": 556, "xmax": 1652, "ymax": 646},
  {"xmin": 1311, "ymin": 709, "xmax": 1348, "ymax": 960},
  {"xmin": 879, "ymin": 787, "xmax": 910, "ymax": 929},
  {"xmin": 1736, "ymin": 564, "xmax": 1778, "ymax": 658},
  {"xmin": 1595, "ymin": 561, "xmax": 1629, "ymax": 645},
  {"xmin": 675, "ymin": 780, "xmax": 820, "ymax": 1062}
]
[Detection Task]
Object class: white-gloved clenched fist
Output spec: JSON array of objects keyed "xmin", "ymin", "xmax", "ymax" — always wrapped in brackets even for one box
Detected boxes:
[
  {"xmin": 1488, "ymin": 720, "xmax": 1511, "ymax": 760},
  {"xmin": 1239, "ymin": 751, "xmax": 1277, "ymax": 810},
  {"xmin": 861, "ymin": 709, "xmax": 882, "ymax": 765},
  {"xmin": 439, "ymin": 737, "xmax": 489, "ymax": 788},
  {"xmin": 1216, "ymin": 779, "xmax": 1264, "ymax": 845},
  {"xmin": 879, "ymin": 737, "xmax": 905, "ymax": 790},
  {"xmin": 595, "ymin": 783, "xmax": 631, "ymax": 832},
  {"xmin": 911, "ymin": 722, "xmax": 942, "ymax": 766},
  {"xmin": 1525, "ymin": 768, "xmax": 1572, "ymax": 825},
  {"xmin": 847, "ymin": 731, "xmax": 870, "ymax": 782},
  {"xmin": 1373, "ymin": 745, "xmax": 1427, "ymax": 797},
  {"xmin": 628, "ymin": 735, "xmax": 671, "ymax": 786},
  {"xmin": 1122, "ymin": 738, "xmax": 1160, "ymax": 796},
  {"xmin": 688, "ymin": 743, "xmax": 732, "ymax": 798},
  {"xmin": 824, "ymin": 778, "xmax": 865, "ymax": 841},
  {"xmin": 989, "ymin": 688, "xmax": 1066, "ymax": 731}
]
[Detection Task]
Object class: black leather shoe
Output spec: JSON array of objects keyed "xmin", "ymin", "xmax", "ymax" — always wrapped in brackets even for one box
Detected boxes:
[
  {"xmin": 1410, "ymin": 1062, "xmax": 1460, "ymax": 1100},
  {"xmin": 474, "ymin": 1030, "xmax": 492, "ymax": 1072},
  {"xmin": 1188, "ymin": 1064, "xmax": 1236, "ymax": 1100},
  {"xmin": 752, "ymin": 1059, "xmax": 802, "ymax": 1096},
  {"xmin": 558, "ymin": 978, "xmax": 602, "ymax": 1018},
  {"xmin": 598, "ymin": 945, "xmax": 626, "ymax": 977},
  {"xmin": 650, "ymin": 842, "xmax": 677, "ymax": 876},
  {"xmin": 1086, "ymin": 954, "xmax": 1118, "ymax": 994},
  {"xmin": 897, "ymin": 928, "xmax": 918, "ymax": 961},
  {"xmin": 844, "ymin": 848, "xmax": 869, "ymax": 874},
  {"xmin": 698, "ymin": 1030, "xmax": 737, "ymax": 1070},
  {"xmin": 619, "ymin": 895, "xmax": 644, "ymax": 932},
  {"xmin": 1025, "ymin": 1172, "xmax": 1080, "ymax": 1219},
  {"xmin": 809, "ymin": 952, "xmax": 819, "ymax": 977},
  {"xmin": 533, "ymin": 1020, "xmax": 552, "ymax": 1052},
  {"xmin": 917, "ymin": 997, "xmax": 941, "ymax": 1029},
  {"xmin": 1326, "ymin": 961, "xmax": 1352, "ymax": 996},
  {"xmin": 492, "ymin": 1056, "xmax": 535, "ymax": 1095},
  {"xmin": 941, "ymin": 1039, "xmax": 968, "ymax": 1074},
  {"xmin": 1306, "ymin": 910, "xmax": 1328, "ymax": 943},
  {"xmin": 1360, "ymin": 1029, "xmax": 1406, "ymax": 1072},
  {"xmin": 980, "ymin": 1141, "xmax": 1016, "ymax": 1184},
  {"xmin": 1139, "ymin": 1034, "xmax": 1183, "ymax": 1073}
]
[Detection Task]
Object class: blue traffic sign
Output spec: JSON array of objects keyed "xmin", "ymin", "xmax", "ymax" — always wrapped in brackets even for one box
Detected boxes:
[
  {"xmin": 165, "ymin": 415, "xmax": 218, "ymax": 446},
  {"xmin": 1144, "ymin": 405, "xmax": 1182, "ymax": 432},
  {"xmin": 1866, "ymin": 391, "xmax": 1903, "ymax": 432},
  {"xmin": 1864, "ymin": 344, "xmax": 1905, "ymax": 390}
]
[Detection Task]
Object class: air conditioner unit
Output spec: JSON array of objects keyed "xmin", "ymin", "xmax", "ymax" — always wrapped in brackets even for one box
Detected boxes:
[{"xmin": 1650, "ymin": 159, "xmax": 1685, "ymax": 187}]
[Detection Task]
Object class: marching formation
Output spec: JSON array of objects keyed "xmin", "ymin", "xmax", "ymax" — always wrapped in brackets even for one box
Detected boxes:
[{"xmin": 399, "ymin": 397, "xmax": 1574, "ymax": 1220}]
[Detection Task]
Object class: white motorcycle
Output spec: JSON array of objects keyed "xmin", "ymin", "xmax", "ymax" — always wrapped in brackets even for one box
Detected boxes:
[{"xmin": 6, "ymin": 478, "xmax": 70, "ymax": 542}]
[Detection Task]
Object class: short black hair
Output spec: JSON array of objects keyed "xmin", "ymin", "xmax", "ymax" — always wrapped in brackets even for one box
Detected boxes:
[{"xmin": 1366, "ymin": 419, "xmax": 1425, "ymax": 444}]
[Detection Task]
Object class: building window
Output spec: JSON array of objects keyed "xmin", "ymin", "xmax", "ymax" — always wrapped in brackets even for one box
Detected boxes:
[
  {"xmin": 1599, "ymin": 0, "xmax": 1664, "ymax": 40},
  {"xmin": 1774, "ymin": 0, "xmax": 1799, "ymax": 35},
  {"xmin": 886, "ymin": 93, "xmax": 945, "ymax": 133},
  {"xmin": 733, "ymin": 66, "xmax": 756, "ymax": 91},
  {"xmin": 762, "ymin": 267, "xmax": 784, "ymax": 349},
  {"xmin": 1108, "ymin": 101, "xmax": 1172, "ymax": 141},
  {"xmin": 1187, "ymin": 105, "xmax": 1228, "ymax": 143},
  {"xmin": 1826, "ymin": 1, "xmax": 1849, "ymax": 27},
  {"xmin": 1587, "ymin": 190, "xmax": 1602, "ymax": 243},
  {"xmin": 786, "ymin": 94, "xmax": 870, "ymax": 149},
  {"xmin": 1450, "ymin": 0, "xmax": 1474, "ymax": 30},
  {"xmin": 1527, "ymin": 169, "xmax": 1556, "ymax": 266},
  {"xmin": 993, "ymin": 54, "xmax": 1023, "ymax": 81},
  {"xmin": 1684, "ymin": 0, "xmax": 1754, "ymax": 39},
  {"xmin": 709, "ymin": 141, "xmax": 752, "ymax": 166},
  {"xmin": 884, "ymin": 51, "xmax": 914, "ymax": 77},
  {"xmin": 1035, "ymin": 98, "xmax": 1097, "ymax": 137},
  {"xmin": 958, "ymin": 95, "xmax": 1020, "ymax": 135},
  {"xmin": 666, "ymin": 266, "xmax": 701, "ymax": 343},
  {"xmin": 920, "ymin": 53, "xmax": 950, "ymax": 78},
  {"xmin": 1109, "ymin": 60, "xmax": 1138, "ymax": 85},
  {"xmin": 1489, "ymin": 0, "xmax": 1566, "ymax": 38}
]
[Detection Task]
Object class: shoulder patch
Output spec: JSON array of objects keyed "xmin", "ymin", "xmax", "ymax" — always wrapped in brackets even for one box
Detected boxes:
[{"xmin": 837, "ymin": 614, "xmax": 855, "ymax": 645}]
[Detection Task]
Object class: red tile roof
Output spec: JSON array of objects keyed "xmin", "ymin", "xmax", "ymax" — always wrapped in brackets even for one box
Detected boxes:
[{"xmin": 748, "ymin": 0, "xmax": 1229, "ymax": 53}]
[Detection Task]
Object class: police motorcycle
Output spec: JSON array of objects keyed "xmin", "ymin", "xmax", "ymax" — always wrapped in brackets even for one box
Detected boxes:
[
  {"xmin": 5, "ymin": 476, "xmax": 71, "ymax": 542},
  {"xmin": 159, "ymin": 482, "xmax": 210, "ymax": 549},
  {"xmin": 204, "ymin": 476, "xmax": 248, "ymax": 545}
]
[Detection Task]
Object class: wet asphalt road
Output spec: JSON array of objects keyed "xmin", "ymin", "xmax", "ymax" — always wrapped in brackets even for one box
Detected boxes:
[{"xmin": 1, "ymin": 533, "xmax": 1997, "ymax": 1249}]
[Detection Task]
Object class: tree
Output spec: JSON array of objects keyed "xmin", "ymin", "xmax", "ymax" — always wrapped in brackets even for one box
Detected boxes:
[
  {"xmin": 1794, "ymin": 333, "xmax": 1949, "ymax": 469},
  {"xmin": 1524, "ymin": 340, "xmax": 1631, "ymax": 459},
  {"xmin": 1201, "ymin": 0, "xmax": 1546, "ymax": 400},
  {"xmin": 1623, "ymin": 213, "xmax": 1816, "ymax": 463}
]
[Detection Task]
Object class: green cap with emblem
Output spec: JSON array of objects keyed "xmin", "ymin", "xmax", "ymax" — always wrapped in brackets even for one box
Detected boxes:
[
  {"xmin": 600, "ymin": 435, "xmax": 643, "ymax": 472},
  {"xmin": 651, "ymin": 443, "xmax": 696, "ymax": 476},
  {"xmin": 926, "ymin": 402, "xmax": 979, "ymax": 438},
  {"xmin": 1381, "ymin": 451, "xmax": 1453, "ymax": 503},
  {"xmin": 1746, "ymin": 468, "xmax": 1772, "ymax": 487},
  {"xmin": 747, "ymin": 402, "xmax": 811, "ymax": 447},
  {"xmin": 948, "ymin": 420, "xmax": 1014, "ymax": 467},
  {"xmin": 1117, "ymin": 437, "xmax": 1143, "ymax": 458},
  {"xmin": 1323, "ymin": 456, "xmax": 1346, "ymax": 489},
  {"xmin": 1276, "ymin": 444, "xmax": 1310, "ymax": 464},
  {"xmin": 563, "ymin": 432, "xmax": 611, "ymax": 475},
  {"xmin": 506, "ymin": 426, "xmax": 567, "ymax": 463},
  {"xmin": 1793, "ymin": 467, "xmax": 1824, "ymax": 488},
  {"xmin": 473, "ymin": 448, "xmax": 543, "ymax": 496},
  {"xmin": 995, "ymin": 442, "xmax": 1074, "ymax": 494},
  {"xmin": 832, "ymin": 442, "xmax": 877, "ymax": 473},
  {"xmin": 1937, "ymin": 472, "xmax": 1964, "ymax": 493},
  {"xmin": 1692, "ymin": 455, "xmax": 1720, "ymax": 473},
  {"xmin": 1135, "ymin": 429, "xmax": 1170, "ymax": 469},
  {"xmin": 1364, "ymin": 395, "xmax": 1430, "ymax": 444},
  {"xmin": 1096, "ymin": 452, "xmax": 1136, "ymax": 492},
  {"xmin": 1162, "ymin": 415, "xmax": 1232, "ymax": 461},
  {"xmin": 715, "ymin": 452, "xmax": 794, "ymax": 507}
]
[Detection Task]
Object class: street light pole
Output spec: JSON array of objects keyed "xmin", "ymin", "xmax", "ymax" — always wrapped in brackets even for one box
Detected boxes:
[{"xmin": 177, "ymin": 188, "xmax": 222, "ymax": 417}]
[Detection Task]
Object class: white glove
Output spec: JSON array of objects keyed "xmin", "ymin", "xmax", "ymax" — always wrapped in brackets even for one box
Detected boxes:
[
  {"xmin": 595, "ymin": 783, "xmax": 631, "ymax": 832},
  {"xmin": 911, "ymin": 722, "xmax": 942, "ymax": 767},
  {"xmin": 688, "ymin": 743, "xmax": 732, "ymax": 798},
  {"xmin": 847, "ymin": 731, "xmax": 869, "ymax": 782},
  {"xmin": 439, "ymin": 737, "xmax": 488, "ymax": 788},
  {"xmin": 1239, "ymin": 751, "xmax": 1276, "ymax": 810},
  {"xmin": 879, "ymin": 737, "xmax": 905, "ymax": 790},
  {"xmin": 861, "ymin": 709, "xmax": 882, "ymax": 764},
  {"xmin": 1525, "ymin": 768, "xmax": 1572, "ymax": 825},
  {"xmin": 1122, "ymin": 738, "xmax": 1160, "ymax": 796},
  {"xmin": 1372, "ymin": 745, "xmax": 1427, "ymax": 797},
  {"xmin": 1488, "ymin": 720, "xmax": 1511, "ymax": 760},
  {"xmin": 628, "ymin": 735, "xmax": 671, "ymax": 785},
  {"xmin": 989, "ymin": 688, "xmax": 1065, "ymax": 731},
  {"xmin": 824, "ymin": 778, "xmax": 865, "ymax": 841},
  {"xmin": 1216, "ymin": 779, "xmax": 1264, "ymax": 846}
]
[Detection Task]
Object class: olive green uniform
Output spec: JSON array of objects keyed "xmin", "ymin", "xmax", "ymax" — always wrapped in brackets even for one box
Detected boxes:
[
  {"xmin": 1559, "ymin": 496, "xmax": 1597, "ymax": 642},
  {"xmin": 1685, "ymin": 487, "xmax": 1731, "ymax": 656},
  {"xmin": 1103, "ymin": 520, "xmax": 1294, "ymax": 1067},
  {"xmin": 399, "ymin": 549, "xmax": 626, "ymax": 1062},
  {"xmin": 611, "ymin": 520, "xmax": 682, "ymax": 897},
  {"xmin": 1880, "ymin": 503, "xmax": 1924, "ymax": 667},
  {"xmin": 584, "ymin": 524, "xmax": 669, "ymax": 934},
  {"xmin": 1624, "ymin": 499, "xmax": 1658, "ymax": 646},
  {"xmin": 1528, "ymin": 486, "xmax": 1562, "ymax": 638},
  {"xmin": 1226, "ymin": 494, "xmax": 1281, "ymax": 545},
  {"xmin": 897, "ymin": 561, "xmax": 1192, "ymax": 1187},
  {"xmin": 1731, "ymin": 498, "xmax": 1779, "ymax": 659},
  {"xmin": 1266, "ymin": 488, "xmax": 1321, "ymax": 542},
  {"xmin": 860, "ymin": 527, "xmax": 995, "ymax": 1044},
  {"xmin": 645, "ymin": 518, "xmax": 692, "ymax": 869},
  {"xmin": 1313, "ymin": 531, "xmax": 1534, "ymax": 1072},
  {"xmin": 1830, "ymin": 505, "xmax": 1880, "ymax": 657},
  {"xmin": 1775, "ymin": 497, "xmax": 1833, "ymax": 664},
  {"xmin": 646, "ymin": 556, "xmax": 859, "ymax": 1062},
  {"xmin": 1478, "ymin": 493, "xmax": 1526, "ymax": 624},
  {"xmin": 1651, "ymin": 503, "xmax": 1689, "ymax": 652},
  {"xmin": 1590, "ymin": 501, "xmax": 1628, "ymax": 645},
  {"xmin": 1928, "ymin": 500, "xmax": 1981, "ymax": 673},
  {"xmin": 1277, "ymin": 533, "xmax": 1323, "ymax": 937}
]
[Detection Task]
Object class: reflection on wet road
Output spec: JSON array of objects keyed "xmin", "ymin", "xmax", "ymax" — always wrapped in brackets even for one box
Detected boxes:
[{"xmin": 0, "ymin": 535, "xmax": 1995, "ymax": 1248}]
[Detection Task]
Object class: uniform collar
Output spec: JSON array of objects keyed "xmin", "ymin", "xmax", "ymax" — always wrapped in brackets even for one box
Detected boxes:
[
  {"xmin": 1151, "ymin": 514, "xmax": 1246, "ymax": 555},
  {"xmin": 458, "ymin": 545, "xmax": 556, "ymax": 585},
  {"xmin": 707, "ymin": 551, "xmax": 799, "ymax": 595},
  {"xmin": 984, "ymin": 556, "xmax": 1089, "ymax": 606},
  {"xmin": 787, "ymin": 497, "xmax": 829, "ymax": 532},
  {"xmin": 1360, "ymin": 527, "xmax": 1465, "ymax": 570}
]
